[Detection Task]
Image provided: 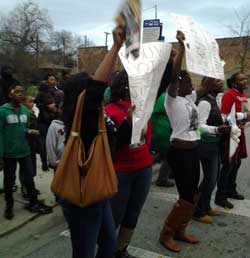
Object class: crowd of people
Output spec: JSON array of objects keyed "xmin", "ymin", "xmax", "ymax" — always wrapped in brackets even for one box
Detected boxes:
[{"xmin": 0, "ymin": 25, "xmax": 249, "ymax": 258}]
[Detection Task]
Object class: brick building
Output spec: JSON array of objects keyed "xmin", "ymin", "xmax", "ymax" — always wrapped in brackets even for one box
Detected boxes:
[{"xmin": 77, "ymin": 36, "xmax": 250, "ymax": 87}]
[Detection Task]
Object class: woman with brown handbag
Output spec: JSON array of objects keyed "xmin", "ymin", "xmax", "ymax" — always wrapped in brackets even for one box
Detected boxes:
[{"xmin": 55, "ymin": 27, "xmax": 125, "ymax": 258}]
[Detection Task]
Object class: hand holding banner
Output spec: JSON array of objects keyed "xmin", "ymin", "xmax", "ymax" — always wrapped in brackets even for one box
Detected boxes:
[
  {"xmin": 171, "ymin": 13, "xmax": 225, "ymax": 80},
  {"xmin": 116, "ymin": 0, "xmax": 141, "ymax": 59}
]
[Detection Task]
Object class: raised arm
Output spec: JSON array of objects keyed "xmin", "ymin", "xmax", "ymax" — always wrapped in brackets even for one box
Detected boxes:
[
  {"xmin": 94, "ymin": 27, "xmax": 125, "ymax": 83},
  {"xmin": 167, "ymin": 31, "xmax": 185, "ymax": 98}
]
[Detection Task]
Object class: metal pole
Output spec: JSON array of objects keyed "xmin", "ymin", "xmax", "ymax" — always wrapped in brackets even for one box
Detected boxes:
[
  {"xmin": 104, "ymin": 32, "xmax": 111, "ymax": 47},
  {"xmin": 155, "ymin": 4, "xmax": 157, "ymax": 19}
]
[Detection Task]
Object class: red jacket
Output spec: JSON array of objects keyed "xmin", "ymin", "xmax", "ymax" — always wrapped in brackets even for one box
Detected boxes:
[
  {"xmin": 221, "ymin": 89, "xmax": 248, "ymax": 160},
  {"xmin": 105, "ymin": 100, "xmax": 152, "ymax": 172}
]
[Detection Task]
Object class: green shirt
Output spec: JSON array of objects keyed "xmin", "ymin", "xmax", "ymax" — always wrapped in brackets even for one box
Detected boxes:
[
  {"xmin": 151, "ymin": 92, "xmax": 172, "ymax": 150},
  {"xmin": 0, "ymin": 103, "xmax": 30, "ymax": 163}
]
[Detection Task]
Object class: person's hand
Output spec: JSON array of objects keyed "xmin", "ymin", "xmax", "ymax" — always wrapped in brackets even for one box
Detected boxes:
[
  {"xmin": 0, "ymin": 164, "xmax": 4, "ymax": 171},
  {"xmin": 218, "ymin": 125, "xmax": 231, "ymax": 135},
  {"xmin": 126, "ymin": 105, "xmax": 136, "ymax": 123},
  {"xmin": 176, "ymin": 30, "xmax": 185, "ymax": 45},
  {"xmin": 28, "ymin": 129, "xmax": 39, "ymax": 135},
  {"xmin": 112, "ymin": 26, "xmax": 125, "ymax": 50}
]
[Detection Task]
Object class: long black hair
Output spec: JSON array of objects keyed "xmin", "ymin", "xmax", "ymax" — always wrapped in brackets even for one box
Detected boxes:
[
  {"xmin": 62, "ymin": 72, "xmax": 107, "ymax": 151},
  {"xmin": 109, "ymin": 70, "xmax": 129, "ymax": 103}
]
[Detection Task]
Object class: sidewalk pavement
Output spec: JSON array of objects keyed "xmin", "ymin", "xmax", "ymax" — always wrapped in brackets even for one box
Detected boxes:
[
  {"xmin": 0, "ymin": 163, "xmax": 56, "ymax": 238},
  {"xmin": 0, "ymin": 160, "xmax": 161, "ymax": 239}
]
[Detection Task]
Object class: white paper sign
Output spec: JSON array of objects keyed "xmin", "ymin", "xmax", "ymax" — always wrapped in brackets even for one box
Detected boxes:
[
  {"xmin": 171, "ymin": 13, "xmax": 225, "ymax": 80},
  {"xmin": 228, "ymin": 104, "xmax": 241, "ymax": 160},
  {"xmin": 119, "ymin": 42, "xmax": 171, "ymax": 144}
]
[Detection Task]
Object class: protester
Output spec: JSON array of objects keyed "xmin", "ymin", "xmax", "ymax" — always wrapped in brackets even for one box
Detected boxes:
[
  {"xmin": 46, "ymin": 107, "xmax": 65, "ymax": 171},
  {"xmin": 0, "ymin": 65, "xmax": 19, "ymax": 106},
  {"xmin": 105, "ymin": 70, "xmax": 153, "ymax": 258},
  {"xmin": 0, "ymin": 66, "xmax": 20, "ymax": 192},
  {"xmin": 193, "ymin": 78, "xmax": 231, "ymax": 223},
  {"xmin": 35, "ymin": 76, "xmax": 61, "ymax": 171},
  {"xmin": 59, "ymin": 26, "xmax": 125, "ymax": 258},
  {"xmin": 0, "ymin": 85, "xmax": 52, "ymax": 219},
  {"xmin": 215, "ymin": 73, "xmax": 250, "ymax": 209},
  {"xmin": 59, "ymin": 70, "xmax": 71, "ymax": 90},
  {"xmin": 159, "ymin": 31, "xmax": 212, "ymax": 252},
  {"xmin": 20, "ymin": 95, "xmax": 40, "ymax": 198}
]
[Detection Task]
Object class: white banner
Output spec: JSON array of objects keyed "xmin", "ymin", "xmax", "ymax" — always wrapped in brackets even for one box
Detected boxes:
[
  {"xmin": 171, "ymin": 13, "xmax": 225, "ymax": 80},
  {"xmin": 119, "ymin": 42, "xmax": 171, "ymax": 144}
]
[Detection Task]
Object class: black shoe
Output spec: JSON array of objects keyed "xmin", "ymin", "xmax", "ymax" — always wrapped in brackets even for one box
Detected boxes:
[
  {"xmin": 0, "ymin": 188, "xmax": 4, "ymax": 194},
  {"xmin": 42, "ymin": 164, "xmax": 49, "ymax": 172},
  {"xmin": 4, "ymin": 207, "xmax": 14, "ymax": 220},
  {"xmin": 115, "ymin": 249, "xmax": 131, "ymax": 258},
  {"xmin": 227, "ymin": 192, "xmax": 245, "ymax": 200},
  {"xmin": 215, "ymin": 198, "xmax": 234, "ymax": 209},
  {"xmin": 156, "ymin": 180, "xmax": 175, "ymax": 187},
  {"xmin": 35, "ymin": 189, "xmax": 41, "ymax": 195},
  {"xmin": 26, "ymin": 202, "xmax": 53, "ymax": 214}
]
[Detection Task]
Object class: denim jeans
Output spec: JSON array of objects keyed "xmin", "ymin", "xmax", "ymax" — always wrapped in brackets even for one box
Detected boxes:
[
  {"xmin": 216, "ymin": 158, "xmax": 241, "ymax": 199},
  {"xmin": 3, "ymin": 156, "xmax": 37, "ymax": 208},
  {"xmin": 195, "ymin": 142, "xmax": 221, "ymax": 216},
  {"xmin": 60, "ymin": 200, "xmax": 116, "ymax": 258},
  {"xmin": 111, "ymin": 166, "xmax": 152, "ymax": 229}
]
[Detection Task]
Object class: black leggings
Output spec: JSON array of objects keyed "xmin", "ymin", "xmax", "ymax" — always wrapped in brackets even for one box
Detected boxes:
[{"xmin": 167, "ymin": 146, "xmax": 200, "ymax": 203}]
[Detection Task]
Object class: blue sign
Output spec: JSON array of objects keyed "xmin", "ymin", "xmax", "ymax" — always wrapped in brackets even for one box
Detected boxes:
[{"xmin": 143, "ymin": 19, "xmax": 160, "ymax": 28}]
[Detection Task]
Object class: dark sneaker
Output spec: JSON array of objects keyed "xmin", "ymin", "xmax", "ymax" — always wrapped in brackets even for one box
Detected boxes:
[
  {"xmin": 4, "ymin": 208, "xmax": 14, "ymax": 220},
  {"xmin": 42, "ymin": 164, "xmax": 50, "ymax": 172},
  {"xmin": 115, "ymin": 247, "xmax": 134, "ymax": 258},
  {"xmin": 227, "ymin": 192, "xmax": 245, "ymax": 200},
  {"xmin": 35, "ymin": 189, "xmax": 41, "ymax": 195},
  {"xmin": 26, "ymin": 202, "xmax": 53, "ymax": 214},
  {"xmin": 215, "ymin": 198, "xmax": 234, "ymax": 209},
  {"xmin": 156, "ymin": 180, "xmax": 175, "ymax": 187}
]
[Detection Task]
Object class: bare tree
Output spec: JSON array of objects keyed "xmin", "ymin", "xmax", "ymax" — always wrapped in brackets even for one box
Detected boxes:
[
  {"xmin": 228, "ymin": 7, "xmax": 250, "ymax": 73},
  {"xmin": 0, "ymin": 0, "xmax": 52, "ymax": 53},
  {"xmin": 48, "ymin": 30, "xmax": 95, "ymax": 67}
]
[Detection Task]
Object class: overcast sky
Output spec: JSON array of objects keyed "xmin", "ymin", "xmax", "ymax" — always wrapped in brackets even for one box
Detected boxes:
[{"xmin": 1, "ymin": 0, "xmax": 249, "ymax": 47}]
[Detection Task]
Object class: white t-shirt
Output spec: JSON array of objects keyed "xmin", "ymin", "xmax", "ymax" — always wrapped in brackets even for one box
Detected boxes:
[{"xmin": 165, "ymin": 91, "xmax": 200, "ymax": 142}]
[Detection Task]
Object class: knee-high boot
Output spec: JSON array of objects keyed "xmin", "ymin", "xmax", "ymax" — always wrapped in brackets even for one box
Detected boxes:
[
  {"xmin": 159, "ymin": 200, "xmax": 183, "ymax": 252},
  {"xmin": 175, "ymin": 194, "xmax": 200, "ymax": 244}
]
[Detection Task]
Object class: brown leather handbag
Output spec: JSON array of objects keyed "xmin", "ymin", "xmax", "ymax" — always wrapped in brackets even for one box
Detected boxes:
[{"xmin": 51, "ymin": 91, "xmax": 118, "ymax": 207}]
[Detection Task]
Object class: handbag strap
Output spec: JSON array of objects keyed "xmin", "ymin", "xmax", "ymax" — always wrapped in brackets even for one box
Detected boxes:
[
  {"xmin": 71, "ymin": 90, "xmax": 85, "ymax": 136},
  {"xmin": 98, "ymin": 105, "xmax": 107, "ymax": 133}
]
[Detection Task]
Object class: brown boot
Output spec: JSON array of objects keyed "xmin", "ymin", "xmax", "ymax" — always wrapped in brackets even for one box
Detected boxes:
[
  {"xmin": 174, "ymin": 199, "xmax": 199, "ymax": 244},
  {"xmin": 159, "ymin": 201, "xmax": 183, "ymax": 252}
]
